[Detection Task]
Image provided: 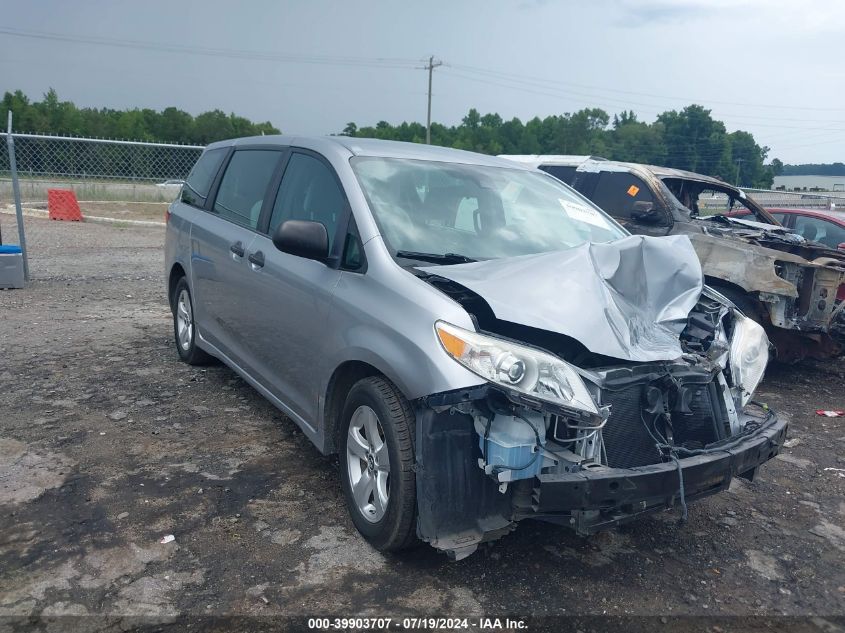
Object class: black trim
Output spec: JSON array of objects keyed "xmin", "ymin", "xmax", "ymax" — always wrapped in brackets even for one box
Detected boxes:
[
  {"xmin": 339, "ymin": 214, "xmax": 368, "ymax": 273},
  {"xmin": 203, "ymin": 146, "xmax": 234, "ymax": 212},
  {"xmin": 257, "ymin": 149, "xmax": 292, "ymax": 234}
]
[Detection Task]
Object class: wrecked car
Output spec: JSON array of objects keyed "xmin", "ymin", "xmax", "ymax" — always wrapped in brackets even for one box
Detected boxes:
[
  {"xmin": 501, "ymin": 156, "xmax": 845, "ymax": 361},
  {"xmin": 166, "ymin": 137, "xmax": 787, "ymax": 560}
]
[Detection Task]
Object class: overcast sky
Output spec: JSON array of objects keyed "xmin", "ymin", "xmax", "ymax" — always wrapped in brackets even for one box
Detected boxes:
[{"xmin": 2, "ymin": 0, "xmax": 844, "ymax": 163}]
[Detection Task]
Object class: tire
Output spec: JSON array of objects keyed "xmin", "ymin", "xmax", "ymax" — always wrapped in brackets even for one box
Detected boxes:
[
  {"xmin": 338, "ymin": 376, "xmax": 418, "ymax": 551},
  {"xmin": 171, "ymin": 277, "xmax": 213, "ymax": 365}
]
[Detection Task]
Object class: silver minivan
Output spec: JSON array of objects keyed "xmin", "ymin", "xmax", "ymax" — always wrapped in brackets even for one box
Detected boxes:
[{"xmin": 165, "ymin": 136, "xmax": 786, "ymax": 560}]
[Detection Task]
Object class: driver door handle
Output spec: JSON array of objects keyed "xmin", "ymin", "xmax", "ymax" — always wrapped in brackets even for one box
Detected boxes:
[
  {"xmin": 230, "ymin": 241, "xmax": 245, "ymax": 257},
  {"xmin": 248, "ymin": 250, "xmax": 265, "ymax": 268}
]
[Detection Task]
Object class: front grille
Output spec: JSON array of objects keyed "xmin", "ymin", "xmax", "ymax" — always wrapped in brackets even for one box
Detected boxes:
[{"xmin": 601, "ymin": 385, "xmax": 663, "ymax": 468}]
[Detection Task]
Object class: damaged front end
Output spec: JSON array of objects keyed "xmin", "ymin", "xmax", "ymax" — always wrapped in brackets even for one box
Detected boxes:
[{"xmin": 412, "ymin": 237, "xmax": 787, "ymax": 560}]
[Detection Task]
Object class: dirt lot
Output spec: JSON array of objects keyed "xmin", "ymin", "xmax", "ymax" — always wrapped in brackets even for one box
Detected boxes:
[{"xmin": 1, "ymin": 217, "xmax": 844, "ymax": 630}]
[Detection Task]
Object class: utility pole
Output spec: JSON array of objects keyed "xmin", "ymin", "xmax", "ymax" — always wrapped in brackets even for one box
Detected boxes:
[
  {"xmin": 424, "ymin": 55, "xmax": 442, "ymax": 144},
  {"xmin": 734, "ymin": 158, "xmax": 745, "ymax": 186}
]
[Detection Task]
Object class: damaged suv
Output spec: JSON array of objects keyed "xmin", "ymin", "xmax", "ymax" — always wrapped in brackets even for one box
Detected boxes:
[
  {"xmin": 166, "ymin": 137, "xmax": 787, "ymax": 560},
  {"xmin": 504, "ymin": 156, "xmax": 845, "ymax": 360}
]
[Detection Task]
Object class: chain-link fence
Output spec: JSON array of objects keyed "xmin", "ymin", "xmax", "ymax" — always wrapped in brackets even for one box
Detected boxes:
[
  {"xmin": 0, "ymin": 132, "xmax": 203, "ymax": 207},
  {"xmin": 1, "ymin": 117, "xmax": 204, "ymax": 282}
]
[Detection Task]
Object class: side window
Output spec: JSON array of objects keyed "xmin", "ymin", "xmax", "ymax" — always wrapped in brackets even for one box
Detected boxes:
[
  {"xmin": 540, "ymin": 165, "xmax": 577, "ymax": 185},
  {"xmin": 213, "ymin": 150, "xmax": 281, "ymax": 229},
  {"xmin": 269, "ymin": 153, "xmax": 346, "ymax": 250},
  {"xmin": 793, "ymin": 215, "xmax": 845, "ymax": 249},
  {"xmin": 181, "ymin": 147, "xmax": 227, "ymax": 208},
  {"xmin": 590, "ymin": 172, "xmax": 658, "ymax": 222},
  {"xmin": 770, "ymin": 212, "xmax": 787, "ymax": 224}
]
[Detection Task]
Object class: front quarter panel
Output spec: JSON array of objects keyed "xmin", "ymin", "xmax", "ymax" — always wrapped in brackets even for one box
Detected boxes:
[{"xmin": 320, "ymin": 237, "xmax": 484, "ymax": 412}]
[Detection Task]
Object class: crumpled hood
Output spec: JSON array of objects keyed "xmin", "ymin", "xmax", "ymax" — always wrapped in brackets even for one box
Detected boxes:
[{"xmin": 420, "ymin": 235, "xmax": 704, "ymax": 362}]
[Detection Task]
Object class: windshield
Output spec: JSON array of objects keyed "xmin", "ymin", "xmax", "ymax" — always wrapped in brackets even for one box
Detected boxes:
[{"xmin": 351, "ymin": 157, "xmax": 626, "ymax": 262}]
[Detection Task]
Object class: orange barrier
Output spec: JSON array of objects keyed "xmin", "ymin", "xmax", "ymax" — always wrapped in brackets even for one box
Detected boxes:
[{"xmin": 47, "ymin": 189, "xmax": 83, "ymax": 222}]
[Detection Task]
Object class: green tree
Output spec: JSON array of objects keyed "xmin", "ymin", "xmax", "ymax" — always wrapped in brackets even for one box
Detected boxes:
[
  {"xmin": 1, "ymin": 89, "xmax": 279, "ymax": 144},
  {"xmin": 728, "ymin": 130, "xmax": 771, "ymax": 187},
  {"xmin": 657, "ymin": 105, "xmax": 730, "ymax": 176}
]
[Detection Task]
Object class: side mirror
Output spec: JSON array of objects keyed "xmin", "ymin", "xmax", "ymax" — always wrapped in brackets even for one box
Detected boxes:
[
  {"xmin": 630, "ymin": 201, "xmax": 664, "ymax": 224},
  {"xmin": 272, "ymin": 220, "xmax": 329, "ymax": 262}
]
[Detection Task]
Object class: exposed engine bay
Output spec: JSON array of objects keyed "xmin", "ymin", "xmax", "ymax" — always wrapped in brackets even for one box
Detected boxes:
[{"xmin": 410, "ymin": 236, "xmax": 786, "ymax": 560}]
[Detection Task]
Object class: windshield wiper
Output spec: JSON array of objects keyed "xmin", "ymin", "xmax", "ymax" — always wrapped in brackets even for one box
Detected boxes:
[{"xmin": 394, "ymin": 250, "xmax": 477, "ymax": 264}]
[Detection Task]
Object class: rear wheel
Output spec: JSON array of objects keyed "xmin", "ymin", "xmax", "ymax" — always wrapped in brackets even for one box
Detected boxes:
[
  {"xmin": 339, "ymin": 376, "xmax": 417, "ymax": 551},
  {"xmin": 171, "ymin": 277, "xmax": 213, "ymax": 365}
]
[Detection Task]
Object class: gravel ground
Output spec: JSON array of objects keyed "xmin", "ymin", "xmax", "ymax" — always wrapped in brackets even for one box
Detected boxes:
[{"xmin": 1, "ymin": 217, "xmax": 844, "ymax": 630}]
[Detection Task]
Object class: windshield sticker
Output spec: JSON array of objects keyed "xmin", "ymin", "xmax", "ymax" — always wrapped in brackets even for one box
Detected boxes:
[
  {"xmin": 627, "ymin": 185, "xmax": 640, "ymax": 197},
  {"xmin": 559, "ymin": 199, "xmax": 610, "ymax": 228}
]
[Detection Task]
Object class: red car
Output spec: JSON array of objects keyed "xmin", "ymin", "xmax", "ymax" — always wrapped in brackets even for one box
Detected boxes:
[
  {"xmin": 767, "ymin": 208, "xmax": 845, "ymax": 251},
  {"xmin": 729, "ymin": 207, "xmax": 845, "ymax": 251}
]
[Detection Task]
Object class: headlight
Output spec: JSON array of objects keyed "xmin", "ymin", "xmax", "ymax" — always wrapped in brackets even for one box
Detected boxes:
[
  {"xmin": 728, "ymin": 314, "xmax": 769, "ymax": 407},
  {"xmin": 435, "ymin": 321, "xmax": 599, "ymax": 415}
]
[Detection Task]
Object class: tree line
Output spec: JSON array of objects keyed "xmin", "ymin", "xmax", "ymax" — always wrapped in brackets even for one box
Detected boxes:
[
  {"xmin": 781, "ymin": 162, "xmax": 845, "ymax": 176},
  {"xmin": 2, "ymin": 89, "xmax": 280, "ymax": 145},
  {"xmin": 3, "ymin": 88, "xmax": 787, "ymax": 187},
  {"xmin": 342, "ymin": 105, "xmax": 780, "ymax": 188}
]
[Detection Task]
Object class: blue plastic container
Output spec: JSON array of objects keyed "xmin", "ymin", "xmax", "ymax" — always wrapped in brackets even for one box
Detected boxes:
[
  {"xmin": 477, "ymin": 414, "xmax": 546, "ymax": 481},
  {"xmin": 0, "ymin": 244, "xmax": 25, "ymax": 288}
]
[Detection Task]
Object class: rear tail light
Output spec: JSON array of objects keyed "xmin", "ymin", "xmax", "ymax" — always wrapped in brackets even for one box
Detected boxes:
[{"xmin": 165, "ymin": 208, "xmax": 172, "ymax": 224}]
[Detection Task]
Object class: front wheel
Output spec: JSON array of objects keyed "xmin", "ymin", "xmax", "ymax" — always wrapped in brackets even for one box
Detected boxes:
[{"xmin": 339, "ymin": 376, "xmax": 417, "ymax": 551}]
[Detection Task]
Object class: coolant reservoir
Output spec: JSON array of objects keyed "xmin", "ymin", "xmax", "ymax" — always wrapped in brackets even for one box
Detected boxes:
[{"xmin": 475, "ymin": 414, "xmax": 547, "ymax": 482}]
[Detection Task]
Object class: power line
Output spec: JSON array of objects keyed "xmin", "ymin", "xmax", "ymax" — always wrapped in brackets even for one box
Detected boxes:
[
  {"xmin": 440, "ymin": 68, "xmax": 845, "ymax": 133},
  {"xmin": 5, "ymin": 25, "xmax": 844, "ymax": 126},
  {"xmin": 734, "ymin": 158, "xmax": 745, "ymax": 185},
  {"xmin": 449, "ymin": 63, "xmax": 845, "ymax": 114},
  {"xmin": 0, "ymin": 27, "xmax": 422, "ymax": 70},
  {"xmin": 2, "ymin": 25, "xmax": 841, "ymax": 159}
]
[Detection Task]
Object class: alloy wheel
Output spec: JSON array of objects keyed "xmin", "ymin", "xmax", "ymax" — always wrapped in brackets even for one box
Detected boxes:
[{"xmin": 346, "ymin": 405, "xmax": 390, "ymax": 523}]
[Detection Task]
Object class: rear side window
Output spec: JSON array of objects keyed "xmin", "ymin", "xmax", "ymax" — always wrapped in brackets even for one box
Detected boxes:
[
  {"xmin": 213, "ymin": 150, "xmax": 281, "ymax": 229},
  {"xmin": 540, "ymin": 165, "xmax": 577, "ymax": 185},
  {"xmin": 590, "ymin": 172, "xmax": 660, "ymax": 222},
  {"xmin": 269, "ymin": 153, "xmax": 346, "ymax": 250},
  {"xmin": 793, "ymin": 215, "xmax": 845, "ymax": 249},
  {"xmin": 181, "ymin": 147, "xmax": 227, "ymax": 208}
]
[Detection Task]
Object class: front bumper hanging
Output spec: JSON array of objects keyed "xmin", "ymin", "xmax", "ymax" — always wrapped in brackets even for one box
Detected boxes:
[{"xmin": 414, "ymin": 398, "xmax": 787, "ymax": 560}]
